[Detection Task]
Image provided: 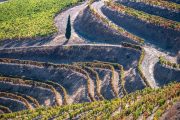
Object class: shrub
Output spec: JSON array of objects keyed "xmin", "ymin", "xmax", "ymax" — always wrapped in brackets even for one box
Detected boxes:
[{"xmin": 159, "ymin": 56, "xmax": 180, "ymax": 69}]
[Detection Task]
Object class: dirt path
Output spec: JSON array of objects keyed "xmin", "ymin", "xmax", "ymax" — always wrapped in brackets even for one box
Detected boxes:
[
  {"xmin": 91, "ymin": 0, "xmax": 125, "ymax": 36},
  {"xmin": 142, "ymin": 47, "xmax": 159, "ymax": 88},
  {"xmin": 143, "ymin": 45, "xmax": 177, "ymax": 88},
  {"xmin": 91, "ymin": 0, "xmax": 178, "ymax": 88},
  {"xmin": 44, "ymin": 2, "xmax": 88, "ymax": 46},
  {"xmin": 0, "ymin": 1, "xmax": 88, "ymax": 49},
  {"xmin": 91, "ymin": 1, "xmax": 106, "ymax": 18},
  {"xmin": 0, "ymin": 0, "xmax": 178, "ymax": 89},
  {"xmin": 91, "ymin": 0, "xmax": 158, "ymax": 88}
]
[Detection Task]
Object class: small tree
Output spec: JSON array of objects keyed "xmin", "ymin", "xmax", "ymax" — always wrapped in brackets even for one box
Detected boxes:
[{"xmin": 65, "ymin": 15, "xmax": 71, "ymax": 40}]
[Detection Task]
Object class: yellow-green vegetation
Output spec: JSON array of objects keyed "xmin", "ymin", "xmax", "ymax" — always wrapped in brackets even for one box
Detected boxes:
[
  {"xmin": 75, "ymin": 61, "xmax": 119, "ymax": 98},
  {"xmin": 0, "ymin": 82, "xmax": 179, "ymax": 120},
  {"xmin": 79, "ymin": 65, "xmax": 105, "ymax": 100},
  {"xmin": 0, "ymin": 58, "xmax": 96, "ymax": 102},
  {"xmin": 121, "ymin": 42, "xmax": 151, "ymax": 88},
  {"xmin": 94, "ymin": 60, "xmax": 127, "ymax": 95},
  {"xmin": 0, "ymin": 105, "xmax": 12, "ymax": 113},
  {"xmin": 89, "ymin": 5, "xmax": 144, "ymax": 44},
  {"xmin": 0, "ymin": 76, "xmax": 61, "ymax": 106},
  {"xmin": 159, "ymin": 56, "xmax": 180, "ymax": 69},
  {"xmin": 123, "ymin": 0, "xmax": 180, "ymax": 12},
  {"xmin": 0, "ymin": 0, "xmax": 82, "ymax": 40},
  {"xmin": 0, "ymin": 92, "xmax": 33, "ymax": 110},
  {"xmin": 105, "ymin": 0, "xmax": 180, "ymax": 31}
]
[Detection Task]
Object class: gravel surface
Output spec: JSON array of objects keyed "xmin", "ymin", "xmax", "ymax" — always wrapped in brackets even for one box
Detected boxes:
[
  {"xmin": 91, "ymin": 0, "xmax": 159, "ymax": 89},
  {"xmin": 0, "ymin": 0, "xmax": 177, "ymax": 97},
  {"xmin": 91, "ymin": 0, "xmax": 178, "ymax": 88},
  {"xmin": 142, "ymin": 45, "xmax": 177, "ymax": 88},
  {"xmin": 46, "ymin": 2, "xmax": 89, "ymax": 46}
]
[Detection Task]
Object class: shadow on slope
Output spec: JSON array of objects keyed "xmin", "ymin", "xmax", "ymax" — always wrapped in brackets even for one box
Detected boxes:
[
  {"xmin": 101, "ymin": 6, "xmax": 180, "ymax": 55},
  {"xmin": 116, "ymin": 0, "xmax": 180, "ymax": 22},
  {"xmin": 74, "ymin": 7, "xmax": 137, "ymax": 45},
  {"xmin": 0, "ymin": 45, "xmax": 146, "ymax": 94},
  {"xmin": 168, "ymin": 0, "xmax": 180, "ymax": 4},
  {"xmin": 154, "ymin": 63, "xmax": 180, "ymax": 86},
  {"xmin": 0, "ymin": 98, "xmax": 26, "ymax": 112},
  {"xmin": 0, "ymin": 63, "xmax": 90, "ymax": 103},
  {"xmin": 0, "ymin": 82, "xmax": 55, "ymax": 106},
  {"xmin": 0, "ymin": 36, "xmax": 53, "ymax": 49},
  {"xmin": 0, "ymin": 45, "xmax": 140, "ymax": 70}
]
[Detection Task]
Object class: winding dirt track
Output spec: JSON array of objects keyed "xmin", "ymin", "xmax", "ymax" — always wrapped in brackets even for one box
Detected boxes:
[
  {"xmin": 91, "ymin": 0, "xmax": 158, "ymax": 88},
  {"xmin": 0, "ymin": 1, "xmax": 88, "ymax": 49},
  {"xmin": 47, "ymin": 2, "xmax": 88, "ymax": 46},
  {"xmin": 91, "ymin": 0, "xmax": 178, "ymax": 88},
  {"xmin": 0, "ymin": 0, "xmax": 178, "ymax": 89},
  {"xmin": 142, "ymin": 45, "xmax": 177, "ymax": 87}
]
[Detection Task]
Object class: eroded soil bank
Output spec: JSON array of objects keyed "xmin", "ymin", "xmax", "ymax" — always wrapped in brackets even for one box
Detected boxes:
[
  {"xmin": 0, "ymin": 63, "xmax": 90, "ymax": 103},
  {"xmin": 0, "ymin": 82, "xmax": 55, "ymax": 106},
  {"xmin": 101, "ymin": 6, "xmax": 180, "ymax": 54},
  {"xmin": 116, "ymin": 0, "xmax": 180, "ymax": 22},
  {"xmin": 0, "ymin": 45, "xmax": 140, "ymax": 70},
  {"xmin": 0, "ymin": 98, "xmax": 26, "ymax": 112},
  {"xmin": 154, "ymin": 63, "xmax": 180, "ymax": 86},
  {"xmin": 74, "ymin": 7, "xmax": 137, "ymax": 45}
]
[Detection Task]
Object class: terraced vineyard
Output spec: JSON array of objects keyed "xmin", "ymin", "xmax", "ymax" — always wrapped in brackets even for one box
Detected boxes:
[{"xmin": 0, "ymin": 0, "xmax": 179, "ymax": 119}]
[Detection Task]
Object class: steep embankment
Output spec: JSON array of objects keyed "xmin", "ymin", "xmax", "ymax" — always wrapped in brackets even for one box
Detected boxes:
[
  {"xmin": 154, "ymin": 63, "xmax": 180, "ymax": 86},
  {"xmin": 116, "ymin": 0, "xmax": 180, "ymax": 22},
  {"xmin": 0, "ymin": 44, "xmax": 146, "ymax": 93},
  {"xmin": 101, "ymin": 1, "xmax": 180, "ymax": 54},
  {"xmin": 0, "ymin": 83, "xmax": 179, "ymax": 119},
  {"xmin": 90, "ymin": 0, "xmax": 179, "ymax": 88}
]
